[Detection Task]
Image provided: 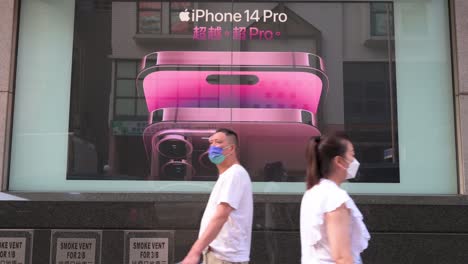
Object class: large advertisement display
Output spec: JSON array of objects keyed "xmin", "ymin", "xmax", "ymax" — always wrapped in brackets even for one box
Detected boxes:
[
  {"xmin": 66, "ymin": 1, "xmax": 398, "ymax": 183},
  {"xmin": 138, "ymin": 51, "xmax": 327, "ymax": 182},
  {"xmin": 10, "ymin": 0, "xmax": 457, "ymax": 193}
]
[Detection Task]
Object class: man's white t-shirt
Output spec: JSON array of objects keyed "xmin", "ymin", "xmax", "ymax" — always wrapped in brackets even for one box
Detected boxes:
[{"xmin": 199, "ymin": 164, "xmax": 253, "ymax": 262}]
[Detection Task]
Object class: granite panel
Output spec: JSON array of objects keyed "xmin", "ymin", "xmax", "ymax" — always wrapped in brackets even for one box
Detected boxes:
[
  {"xmin": 31, "ymin": 229, "xmax": 51, "ymax": 264},
  {"xmin": 7, "ymin": 192, "xmax": 468, "ymax": 205},
  {"xmin": 253, "ymin": 203, "xmax": 300, "ymax": 230},
  {"xmin": 0, "ymin": 92, "xmax": 10, "ymax": 190},
  {"xmin": 174, "ymin": 230, "xmax": 198, "ymax": 262},
  {"xmin": 154, "ymin": 202, "xmax": 206, "ymax": 229},
  {"xmin": 0, "ymin": 202, "xmax": 158, "ymax": 229},
  {"xmin": 358, "ymin": 204, "xmax": 468, "ymax": 233},
  {"xmin": 0, "ymin": 0, "xmax": 15, "ymax": 92},
  {"xmin": 2, "ymin": 201, "xmax": 468, "ymax": 234},
  {"xmin": 102, "ymin": 230, "xmax": 125, "ymax": 264},
  {"xmin": 461, "ymin": 95, "xmax": 468, "ymax": 194},
  {"xmin": 255, "ymin": 203, "xmax": 468, "ymax": 233},
  {"xmin": 362, "ymin": 233, "xmax": 468, "ymax": 264},
  {"xmin": 251, "ymin": 231, "xmax": 301, "ymax": 264},
  {"xmin": 455, "ymin": 0, "xmax": 468, "ymax": 94}
]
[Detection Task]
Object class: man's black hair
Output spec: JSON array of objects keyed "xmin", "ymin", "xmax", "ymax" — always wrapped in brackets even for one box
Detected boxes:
[{"xmin": 215, "ymin": 128, "xmax": 239, "ymax": 147}]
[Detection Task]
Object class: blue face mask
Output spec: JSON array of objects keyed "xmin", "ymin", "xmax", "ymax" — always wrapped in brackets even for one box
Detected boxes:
[{"xmin": 208, "ymin": 146, "xmax": 230, "ymax": 165}]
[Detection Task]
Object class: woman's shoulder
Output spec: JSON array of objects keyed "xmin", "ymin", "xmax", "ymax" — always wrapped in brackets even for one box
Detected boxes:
[
  {"xmin": 303, "ymin": 179, "xmax": 351, "ymax": 212},
  {"xmin": 308, "ymin": 179, "xmax": 348, "ymax": 196}
]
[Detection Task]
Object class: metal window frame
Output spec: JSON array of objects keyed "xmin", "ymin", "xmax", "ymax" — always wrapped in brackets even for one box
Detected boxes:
[{"xmin": 136, "ymin": 0, "xmax": 163, "ymax": 34}]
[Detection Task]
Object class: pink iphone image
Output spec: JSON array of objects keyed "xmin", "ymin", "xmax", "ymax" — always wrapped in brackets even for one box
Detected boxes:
[
  {"xmin": 136, "ymin": 51, "xmax": 329, "ymax": 118},
  {"xmin": 136, "ymin": 51, "xmax": 328, "ymax": 181}
]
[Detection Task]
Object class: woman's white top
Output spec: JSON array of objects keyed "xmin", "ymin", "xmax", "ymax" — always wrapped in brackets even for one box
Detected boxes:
[{"xmin": 300, "ymin": 179, "xmax": 370, "ymax": 264}]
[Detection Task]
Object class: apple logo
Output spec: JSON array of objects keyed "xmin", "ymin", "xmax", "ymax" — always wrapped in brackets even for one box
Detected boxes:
[{"xmin": 179, "ymin": 9, "xmax": 190, "ymax": 22}]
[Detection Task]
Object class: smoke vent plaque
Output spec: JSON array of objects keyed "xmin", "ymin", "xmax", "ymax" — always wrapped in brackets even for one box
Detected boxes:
[
  {"xmin": 124, "ymin": 230, "xmax": 174, "ymax": 264},
  {"xmin": 50, "ymin": 230, "xmax": 101, "ymax": 264},
  {"xmin": 0, "ymin": 230, "xmax": 33, "ymax": 264}
]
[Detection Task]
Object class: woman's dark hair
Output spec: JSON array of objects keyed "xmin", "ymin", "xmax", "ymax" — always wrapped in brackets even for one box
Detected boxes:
[{"xmin": 305, "ymin": 133, "xmax": 350, "ymax": 189}]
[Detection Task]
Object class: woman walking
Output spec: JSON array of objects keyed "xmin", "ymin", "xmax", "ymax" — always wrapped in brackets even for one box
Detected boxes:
[{"xmin": 300, "ymin": 134, "xmax": 370, "ymax": 264}]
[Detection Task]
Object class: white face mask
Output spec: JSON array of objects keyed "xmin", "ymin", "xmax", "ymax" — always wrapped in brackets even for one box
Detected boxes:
[{"xmin": 346, "ymin": 158, "xmax": 360, "ymax": 179}]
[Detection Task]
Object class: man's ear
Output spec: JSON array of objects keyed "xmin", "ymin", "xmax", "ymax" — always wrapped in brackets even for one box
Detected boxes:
[{"xmin": 229, "ymin": 144, "xmax": 236, "ymax": 153}]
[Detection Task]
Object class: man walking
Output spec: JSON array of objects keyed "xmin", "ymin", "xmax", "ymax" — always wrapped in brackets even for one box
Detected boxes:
[{"xmin": 182, "ymin": 128, "xmax": 253, "ymax": 264}]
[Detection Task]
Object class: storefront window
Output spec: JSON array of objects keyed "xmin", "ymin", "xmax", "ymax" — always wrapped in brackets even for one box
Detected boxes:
[{"xmin": 9, "ymin": 0, "xmax": 456, "ymax": 194}]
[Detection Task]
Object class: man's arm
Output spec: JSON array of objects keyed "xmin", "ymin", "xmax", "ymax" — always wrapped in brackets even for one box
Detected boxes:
[{"xmin": 181, "ymin": 202, "xmax": 234, "ymax": 264}]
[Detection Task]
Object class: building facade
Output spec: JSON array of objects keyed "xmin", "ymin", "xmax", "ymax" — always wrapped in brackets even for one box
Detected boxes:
[{"xmin": 0, "ymin": 0, "xmax": 468, "ymax": 263}]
